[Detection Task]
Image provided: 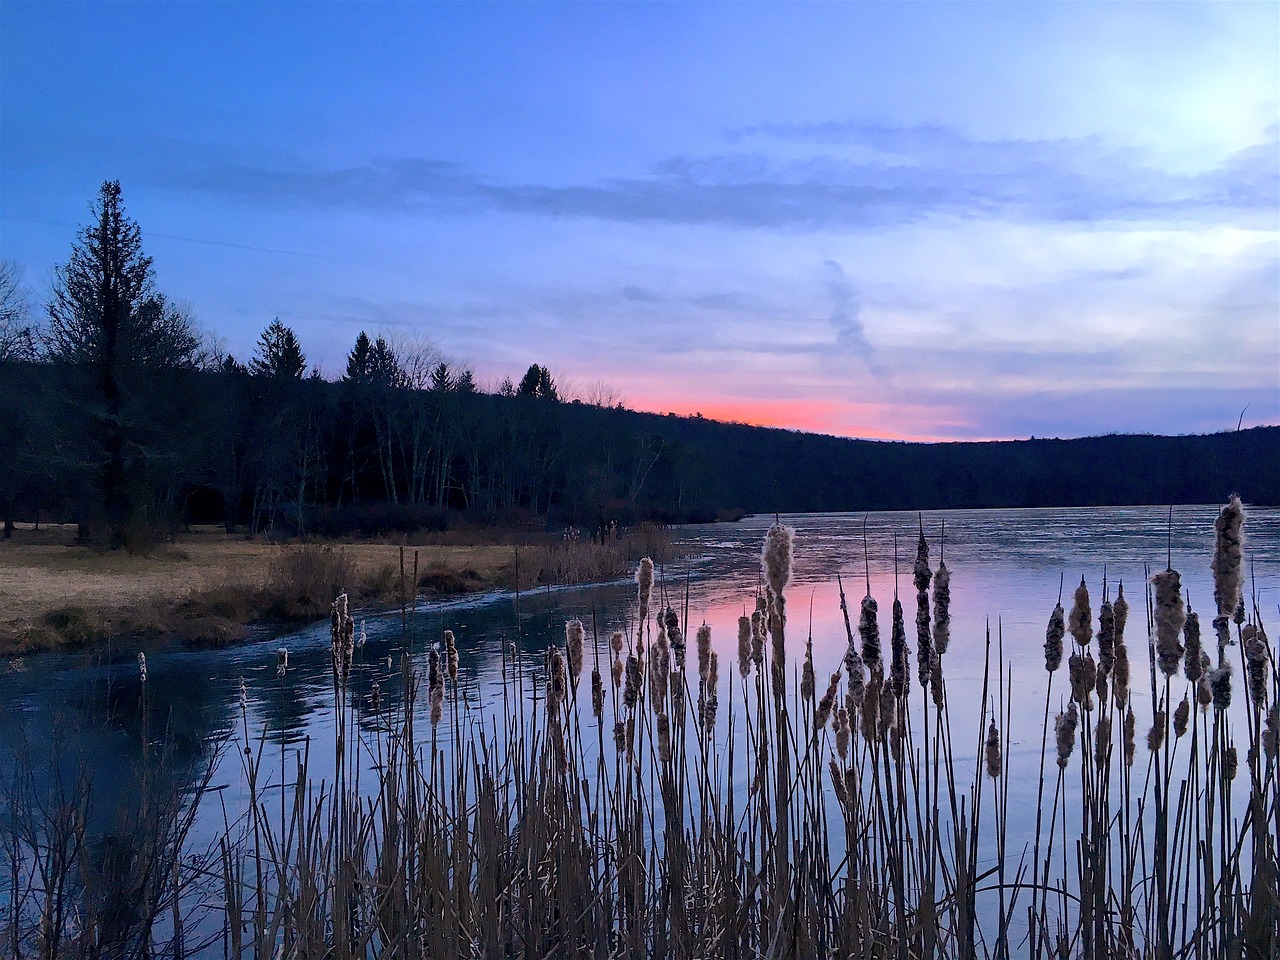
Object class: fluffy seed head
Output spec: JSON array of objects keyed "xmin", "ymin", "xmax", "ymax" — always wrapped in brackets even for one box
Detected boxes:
[
  {"xmin": 636, "ymin": 558, "xmax": 654, "ymax": 622},
  {"xmin": 1123, "ymin": 707, "xmax": 1136, "ymax": 767},
  {"xmin": 1244, "ymin": 624, "xmax": 1270, "ymax": 710},
  {"xmin": 834, "ymin": 707, "xmax": 850, "ymax": 761},
  {"xmin": 1113, "ymin": 584, "xmax": 1129, "ymax": 641},
  {"xmin": 1151, "ymin": 569, "xmax": 1186, "ymax": 678},
  {"xmin": 444, "ymin": 630, "xmax": 459, "ymax": 682},
  {"xmin": 801, "ymin": 638, "xmax": 815, "ymax": 701},
  {"xmin": 762, "ymin": 522, "xmax": 794, "ymax": 599},
  {"xmin": 1183, "ymin": 611, "xmax": 1204, "ymax": 683},
  {"xmin": 1044, "ymin": 603, "xmax": 1065, "ymax": 673},
  {"xmin": 845, "ymin": 645, "xmax": 866, "ymax": 709},
  {"xmin": 1096, "ymin": 599, "xmax": 1115, "ymax": 677},
  {"xmin": 1210, "ymin": 663, "xmax": 1233, "ymax": 711},
  {"xmin": 1212, "ymin": 495, "xmax": 1245, "ymax": 619},
  {"xmin": 1055, "ymin": 702, "xmax": 1079, "ymax": 768},
  {"xmin": 138, "ymin": 651, "xmax": 147, "ymax": 684},
  {"xmin": 889, "ymin": 596, "xmax": 910, "ymax": 698},
  {"xmin": 1095, "ymin": 715, "xmax": 1111, "ymax": 767},
  {"xmin": 1112, "ymin": 640, "xmax": 1130, "ymax": 707},
  {"xmin": 932, "ymin": 561, "xmax": 951, "ymax": 657},
  {"xmin": 1068, "ymin": 578, "xmax": 1091, "ymax": 649},
  {"xmin": 1225, "ymin": 745, "xmax": 1238, "ymax": 781},
  {"xmin": 1174, "ymin": 698, "xmax": 1190, "ymax": 738},
  {"xmin": 565, "ymin": 620, "xmax": 585, "ymax": 686},
  {"xmin": 623, "ymin": 655, "xmax": 641, "ymax": 708},
  {"xmin": 985, "ymin": 720, "xmax": 1002, "ymax": 778},
  {"xmin": 737, "ymin": 616, "xmax": 752, "ymax": 678},
  {"xmin": 858, "ymin": 594, "xmax": 881, "ymax": 670},
  {"xmin": 815, "ymin": 670, "xmax": 842, "ymax": 731},
  {"xmin": 610, "ymin": 630, "xmax": 624, "ymax": 654},
  {"xmin": 591, "ymin": 668, "xmax": 604, "ymax": 719},
  {"xmin": 697, "ymin": 623, "xmax": 713, "ymax": 682},
  {"xmin": 1262, "ymin": 707, "xmax": 1278, "ymax": 763},
  {"xmin": 1147, "ymin": 710, "xmax": 1166, "ymax": 753}
]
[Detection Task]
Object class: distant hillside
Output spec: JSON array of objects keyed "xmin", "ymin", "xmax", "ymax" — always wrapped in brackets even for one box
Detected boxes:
[{"xmin": 2, "ymin": 360, "xmax": 1275, "ymax": 538}]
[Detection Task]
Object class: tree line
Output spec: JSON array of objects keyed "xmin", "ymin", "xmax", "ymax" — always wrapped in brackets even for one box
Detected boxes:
[{"xmin": 2, "ymin": 181, "xmax": 1277, "ymax": 547}]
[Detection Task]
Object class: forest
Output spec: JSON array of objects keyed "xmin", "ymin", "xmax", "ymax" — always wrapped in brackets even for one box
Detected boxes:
[{"xmin": 2, "ymin": 181, "xmax": 1277, "ymax": 548}]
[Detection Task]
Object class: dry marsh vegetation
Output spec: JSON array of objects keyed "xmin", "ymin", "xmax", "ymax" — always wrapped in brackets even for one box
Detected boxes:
[{"xmin": 3, "ymin": 499, "xmax": 1277, "ymax": 958}]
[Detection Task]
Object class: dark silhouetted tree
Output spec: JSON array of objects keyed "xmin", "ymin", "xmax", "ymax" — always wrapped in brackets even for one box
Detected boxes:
[
  {"xmin": 517, "ymin": 363, "xmax": 557, "ymax": 400},
  {"xmin": 429, "ymin": 361, "xmax": 454, "ymax": 393},
  {"xmin": 455, "ymin": 368, "xmax": 477, "ymax": 394},
  {"xmin": 250, "ymin": 319, "xmax": 306, "ymax": 379},
  {"xmin": 0, "ymin": 259, "xmax": 36, "ymax": 361}
]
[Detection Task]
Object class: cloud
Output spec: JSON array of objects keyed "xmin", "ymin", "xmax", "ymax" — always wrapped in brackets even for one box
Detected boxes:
[
  {"xmin": 822, "ymin": 259, "xmax": 886, "ymax": 375},
  {"xmin": 156, "ymin": 120, "xmax": 1279, "ymax": 233}
]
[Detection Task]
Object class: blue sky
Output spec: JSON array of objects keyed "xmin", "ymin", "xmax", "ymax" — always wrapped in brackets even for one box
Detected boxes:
[{"xmin": 2, "ymin": 1, "xmax": 1276, "ymax": 439}]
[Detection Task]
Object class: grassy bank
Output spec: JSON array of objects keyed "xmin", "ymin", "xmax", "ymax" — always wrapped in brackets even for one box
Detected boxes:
[{"xmin": 0, "ymin": 523, "xmax": 675, "ymax": 655}]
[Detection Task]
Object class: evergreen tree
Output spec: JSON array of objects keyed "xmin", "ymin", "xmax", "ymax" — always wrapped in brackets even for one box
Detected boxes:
[
  {"xmin": 345, "ymin": 331, "xmax": 373, "ymax": 383},
  {"xmin": 429, "ymin": 361, "xmax": 454, "ymax": 393},
  {"xmin": 250, "ymin": 319, "xmax": 306, "ymax": 379},
  {"xmin": 517, "ymin": 363, "xmax": 558, "ymax": 400},
  {"xmin": 455, "ymin": 368, "xmax": 477, "ymax": 394}
]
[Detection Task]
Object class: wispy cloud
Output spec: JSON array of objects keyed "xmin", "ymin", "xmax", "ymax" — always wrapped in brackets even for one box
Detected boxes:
[{"xmin": 158, "ymin": 120, "xmax": 1278, "ymax": 232}]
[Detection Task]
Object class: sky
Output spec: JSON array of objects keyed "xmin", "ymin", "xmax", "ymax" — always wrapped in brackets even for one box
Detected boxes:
[{"xmin": 1, "ymin": 2, "xmax": 1277, "ymax": 441}]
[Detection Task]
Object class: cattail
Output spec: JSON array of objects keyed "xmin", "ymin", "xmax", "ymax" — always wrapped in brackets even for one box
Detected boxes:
[
  {"xmin": 623, "ymin": 655, "xmax": 641, "ymax": 708},
  {"xmin": 612, "ymin": 655, "xmax": 624, "ymax": 686},
  {"xmin": 845, "ymin": 646, "xmax": 866, "ymax": 709},
  {"xmin": 1234, "ymin": 597, "xmax": 1246, "ymax": 626},
  {"xmin": 1123, "ymin": 706, "xmax": 1136, "ymax": 767},
  {"xmin": 1197, "ymin": 669, "xmax": 1213, "ymax": 709},
  {"xmin": 591, "ymin": 668, "xmax": 604, "ymax": 719},
  {"xmin": 636, "ymin": 557, "xmax": 654, "ymax": 624},
  {"xmin": 1112, "ymin": 640, "xmax": 1130, "ymax": 707},
  {"xmin": 1068, "ymin": 578, "xmax": 1091, "ymax": 649},
  {"xmin": 750, "ymin": 609, "xmax": 766, "ymax": 666},
  {"xmin": 548, "ymin": 713, "xmax": 567, "ymax": 776},
  {"xmin": 610, "ymin": 630, "xmax": 624, "ymax": 655},
  {"xmin": 1095, "ymin": 671, "xmax": 1108, "ymax": 706},
  {"xmin": 1173, "ymin": 697, "xmax": 1190, "ymax": 738},
  {"xmin": 700, "ymin": 690, "xmax": 719, "ymax": 733},
  {"xmin": 444, "ymin": 630, "xmax": 459, "ymax": 682},
  {"xmin": 1114, "ymin": 584, "xmax": 1129, "ymax": 641},
  {"xmin": 697, "ymin": 623, "xmax": 713, "ymax": 682},
  {"xmin": 879, "ymin": 680, "xmax": 898, "ymax": 740},
  {"xmin": 801, "ymin": 638, "xmax": 815, "ymax": 700},
  {"xmin": 613, "ymin": 720, "xmax": 627, "ymax": 753},
  {"xmin": 1209, "ymin": 663, "xmax": 1233, "ymax": 711},
  {"xmin": 657, "ymin": 712, "xmax": 672, "ymax": 763},
  {"xmin": 1183, "ymin": 610, "xmax": 1204, "ymax": 682},
  {"xmin": 331, "ymin": 592, "xmax": 356, "ymax": 687},
  {"xmin": 737, "ymin": 616, "xmax": 752, "ymax": 678},
  {"xmin": 625, "ymin": 716, "xmax": 635, "ymax": 756},
  {"xmin": 929, "ymin": 658, "xmax": 946, "ymax": 709},
  {"xmin": 1095, "ymin": 715, "xmax": 1111, "ymax": 766},
  {"xmin": 1262, "ymin": 707, "xmax": 1278, "ymax": 763},
  {"xmin": 985, "ymin": 720, "xmax": 1002, "ymax": 778},
  {"xmin": 649, "ymin": 630, "xmax": 670, "ymax": 706},
  {"xmin": 1147, "ymin": 710, "xmax": 1166, "ymax": 752},
  {"xmin": 1151, "ymin": 570, "xmax": 1186, "ymax": 677},
  {"xmin": 762, "ymin": 522, "xmax": 794, "ymax": 599},
  {"xmin": 708, "ymin": 650, "xmax": 719, "ymax": 689},
  {"xmin": 815, "ymin": 671, "xmax": 841, "ymax": 730},
  {"xmin": 1055, "ymin": 702, "xmax": 1079, "ymax": 768},
  {"xmin": 547, "ymin": 647, "xmax": 568, "ymax": 710},
  {"xmin": 1224, "ymin": 745, "xmax": 1239, "ymax": 781},
  {"xmin": 834, "ymin": 707, "xmax": 851, "ymax": 760},
  {"xmin": 138, "ymin": 651, "xmax": 147, "ymax": 684},
  {"xmin": 370, "ymin": 680, "xmax": 381, "ymax": 712},
  {"xmin": 932, "ymin": 560, "xmax": 951, "ymax": 656},
  {"xmin": 276, "ymin": 647, "xmax": 289, "ymax": 678},
  {"xmin": 428, "ymin": 649, "xmax": 444, "ymax": 724},
  {"xmin": 1044, "ymin": 603, "xmax": 1065, "ymax": 673},
  {"xmin": 566, "ymin": 620, "xmax": 584, "ymax": 687},
  {"xmin": 861, "ymin": 668, "xmax": 882, "ymax": 742},
  {"xmin": 859, "ymin": 595, "xmax": 882, "ymax": 670},
  {"xmin": 914, "ymin": 530, "xmax": 933, "ymax": 687},
  {"xmin": 239, "ymin": 674, "xmax": 248, "ymax": 710},
  {"xmin": 1244, "ymin": 624, "xmax": 1270, "ymax": 710},
  {"xmin": 664, "ymin": 607, "xmax": 685, "ymax": 670},
  {"xmin": 770, "ymin": 595, "xmax": 787, "ymax": 701},
  {"xmin": 889, "ymin": 596, "xmax": 909, "ymax": 697},
  {"xmin": 1069, "ymin": 653, "xmax": 1095, "ymax": 711},
  {"xmin": 1096, "ymin": 598, "xmax": 1115, "ymax": 677},
  {"xmin": 829, "ymin": 759, "xmax": 850, "ymax": 808},
  {"xmin": 1212, "ymin": 495, "xmax": 1245, "ymax": 619}
]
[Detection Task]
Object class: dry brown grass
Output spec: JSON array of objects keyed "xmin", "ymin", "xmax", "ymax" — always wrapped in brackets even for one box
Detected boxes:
[{"xmin": 0, "ymin": 526, "xmax": 514, "ymax": 655}]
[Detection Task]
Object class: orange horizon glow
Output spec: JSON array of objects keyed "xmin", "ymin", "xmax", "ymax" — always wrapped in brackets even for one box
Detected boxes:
[{"xmin": 624, "ymin": 395, "xmax": 988, "ymax": 444}]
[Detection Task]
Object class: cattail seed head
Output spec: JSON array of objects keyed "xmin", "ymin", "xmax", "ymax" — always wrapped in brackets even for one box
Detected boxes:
[
  {"xmin": 1147, "ymin": 710, "xmax": 1166, "ymax": 752},
  {"xmin": 845, "ymin": 646, "xmax": 866, "ymax": 709},
  {"xmin": 1095, "ymin": 715, "xmax": 1111, "ymax": 767},
  {"xmin": 370, "ymin": 680, "xmax": 381, "ymax": 712},
  {"xmin": 636, "ymin": 558, "xmax": 654, "ymax": 623},
  {"xmin": 1069, "ymin": 653, "xmax": 1095, "ymax": 711},
  {"xmin": 762, "ymin": 522, "xmax": 794, "ymax": 599},
  {"xmin": 1055, "ymin": 702, "xmax": 1079, "ymax": 768},
  {"xmin": 914, "ymin": 531, "xmax": 933, "ymax": 687},
  {"xmin": 985, "ymin": 720, "xmax": 1002, "ymax": 778},
  {"xmin": 1209, "ymin": 663, "xmax": 1233, "ymax": 711},
  {"xmin": 830, "ymin": 759, "xmax": 850, "ymax": 808},
  {"xmin": 1174, "ymin": 697, "xmax": 1190, "ymax": 738},
  {"xmin": 1123, "ymin": 706, "xmax": 1136, "ymax": 767},
  {"xmin": 1197, "ymin": 670, "xmax": 1213, "ymax": 709},
  {"xmin": 1151, "ymin": 570, "xmax": 1186, "ymax": 678},
  {"xmin": 1262, "ymin": 707, "xmax": 1278, "ymax": 763},
  {"xmin": 444, "ymin": 630, "xmax": 459, "ymax": 682},
  {"xmin": 815, "ymin": 670, "xmax": 842, "ymax": 731},
  {"xmin": 1068, "ymin": 578, "xmax": 1091, "ymax": 649},
  {"xmin": 1183, "ymin": 611, "xmax": 1204, "ymax": 683},
  {"xmin": 1096, "ymin": 599, "xmax": 1115, "ymax": 677},
  {"xmin": 697, "ymin": 623, "xmax": 713, "ymax": 682},
  {"xmin": 834, "ymin": 707, "xmax": 850, "ymax": 761},
  {"xmin": 612, "ymin": 655, "xmax": 624, "ymax": 686},
  {"xmin": 657, "ymin": 712, "xmax": 672, "ymax": 763},
  {"xmin": 861, "ymin": 668, "xmax": 882, "ymax": 743},
  {"xmin": 1112, "ymin": 640, "xmax": 1130, "ymax": 707},
  {"xmin": 879, "ymin": 681, "xmax": 898, "ymax": 740},
  {"xmin": 1212, "ymin": 495, "xmax": 1245, "ymax": 619},
  {"xmin": 623, "ymin": 654, "xmax": 641, "ymax": 708},
  {"xmin": 801, "ymin": 638, "xmax": 815, "ymax": 701},
  {"xmin": 1044, "ymin": 603, "xmax": 1065, "ymax": 673},
  {"xmin": 610, "ymin": 630, "xmax": 624, "ymax": 654},
  {"xmin": 750, "ymin": 609, "xmax": 766, "ymax": 666},
  {"xmin": 565, "ymin": 620, "xmax": 585, "ymax": 687},
  {"xmin": 591, "ymin": 668, "xmax": 604, "ymax": 719},
  {"xmin": 1113, "ymin": 584, "xmax": 1129, "ymax": 641},
  {"xmin": 889, "ymin": 596, "xmax": 909, "ymax": 698},
  {"xmin": 547, "ymin": 647, "xmax": 567, "ymax": 710},
  {"xmin": 1244, "ymin": 624, "xmax": 1269, "ymax": 710},
  {"xmin": 138, "ymin": 651, "xmax": 147, "ymax": 684},
  {"xmin": 932, "ymin": 561, "xmax": 951, "ymax": 657},
  {"xmin": 858, "ymin": 594, "xmax": 882, "ymax": 670},
  {"xmin": 737, "ymin": 616, "xmax": 752, "ymax": 678},
  {"xmin": 276, "ymin": 647, "xmax": 289, "ymax": 678},
  {"xmin": 1225, "ymin": 745, "xmax": 1239, "ymax": 781}
]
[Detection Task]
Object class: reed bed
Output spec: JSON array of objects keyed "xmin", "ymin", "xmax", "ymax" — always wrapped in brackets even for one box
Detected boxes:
[{"xmin": 4, "ymin": 497, "xmax": 1277, "ymax": 958}]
